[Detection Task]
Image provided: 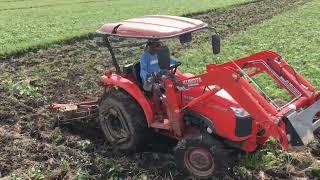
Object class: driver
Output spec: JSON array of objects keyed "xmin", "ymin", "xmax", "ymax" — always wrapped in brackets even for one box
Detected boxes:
[{"xmin": 140, "ymin": 40, "xmax": 176, "ymax": 86}]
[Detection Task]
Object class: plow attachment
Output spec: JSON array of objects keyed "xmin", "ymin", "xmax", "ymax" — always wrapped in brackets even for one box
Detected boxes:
[
  {"xmin": 285, "ymin": 99, "xmax": 320, "ymax": 146},
  {"xmin": 49, "ymin": 101, "xmax": 99, "ymax": 124}
]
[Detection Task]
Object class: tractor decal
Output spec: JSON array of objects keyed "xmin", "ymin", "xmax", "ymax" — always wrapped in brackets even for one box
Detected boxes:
[{"xmin": 183, "ymin": 77, "xmax": 202, "ymax": 87}]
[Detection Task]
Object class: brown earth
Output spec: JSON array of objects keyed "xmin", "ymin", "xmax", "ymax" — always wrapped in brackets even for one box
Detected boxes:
[{"xmin": 0, "ymin": 0, "xmax": 318, "ymax": 179}]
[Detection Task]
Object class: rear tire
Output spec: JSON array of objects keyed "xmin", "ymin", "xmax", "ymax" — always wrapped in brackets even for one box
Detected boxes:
[
  {"xmin": 99, "ymin": 89, "xmax": 149, "ymax": 153},
  {"xmin": 175, "ymin": 134, "xmax": 230, "ymax": 179}
]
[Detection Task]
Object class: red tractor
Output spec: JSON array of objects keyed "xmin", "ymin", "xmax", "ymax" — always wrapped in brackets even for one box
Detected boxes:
[{"xmin": 51, "ymin": 15, "xmax": 320, "ymax": 178}]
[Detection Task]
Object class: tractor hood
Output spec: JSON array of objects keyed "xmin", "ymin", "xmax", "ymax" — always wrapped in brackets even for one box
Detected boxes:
[{"xmin": 215, "ymin": 89, "xmax": 237, "ymax": 104}]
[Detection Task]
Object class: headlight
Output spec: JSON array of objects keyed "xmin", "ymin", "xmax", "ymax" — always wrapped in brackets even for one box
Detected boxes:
[{"xmin": 230, "ymin": 107, "xmax": 250, "ymax": 117}]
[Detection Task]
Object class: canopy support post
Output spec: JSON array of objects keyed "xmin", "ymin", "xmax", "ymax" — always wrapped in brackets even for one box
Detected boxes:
[{"xmin": 105, "ymin": 37, "xmax": 121, "ymax": 73}]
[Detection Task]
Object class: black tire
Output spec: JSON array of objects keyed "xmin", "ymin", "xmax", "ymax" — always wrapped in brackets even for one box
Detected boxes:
[
  {"xmin": 174, "ymin": 134, "xmax": 230, "ymax": 179},
  {"xmin": 99, "ymin": 88, "xmax": 149, "ymax": 153}
]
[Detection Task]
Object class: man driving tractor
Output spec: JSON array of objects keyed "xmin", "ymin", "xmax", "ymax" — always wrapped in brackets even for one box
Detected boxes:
[{"xmin": 139, "ymin": 40, "xmax": 176, "ymax": 89}]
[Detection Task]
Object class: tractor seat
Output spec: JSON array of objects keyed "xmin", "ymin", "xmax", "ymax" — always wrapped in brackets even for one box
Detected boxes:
[{"xmin": 132, "ymin": 62, "xmax": 143, "ymax": 87}]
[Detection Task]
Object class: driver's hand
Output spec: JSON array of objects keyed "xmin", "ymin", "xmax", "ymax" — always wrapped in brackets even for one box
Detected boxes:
[{"xmin": 143, "ymin": 76, "xmax": 154, "ymax": 91}]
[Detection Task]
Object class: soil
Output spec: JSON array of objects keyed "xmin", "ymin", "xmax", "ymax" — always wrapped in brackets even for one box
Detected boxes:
[{"xmin": 0, "ymin": 0, "xmax": 318, "ymax": 179}]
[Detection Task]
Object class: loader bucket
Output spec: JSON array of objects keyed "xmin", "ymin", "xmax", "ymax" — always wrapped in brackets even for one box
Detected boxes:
[{"xmin": 285, "ymin": 99, "xmax": 320, "ymax": 146}]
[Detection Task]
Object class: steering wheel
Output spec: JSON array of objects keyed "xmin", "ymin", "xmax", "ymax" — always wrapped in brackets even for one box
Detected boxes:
[{"xmin": 168, "ymin": 61, "xmax": 182, "ymax": 74}]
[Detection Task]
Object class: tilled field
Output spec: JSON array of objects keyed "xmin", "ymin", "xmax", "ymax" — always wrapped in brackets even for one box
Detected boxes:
[{"xmin": 0, "ymin": 0, "xmax": 319, "ymax": 179}]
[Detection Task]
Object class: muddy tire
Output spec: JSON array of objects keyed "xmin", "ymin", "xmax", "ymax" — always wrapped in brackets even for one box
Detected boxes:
[
  {"xmin": 99, "ymin": 89, "xmax": 149, "ymax": 153},
  {"xmin": 174, "ymin": 134, "xmax": 229, "ymax": 179}
]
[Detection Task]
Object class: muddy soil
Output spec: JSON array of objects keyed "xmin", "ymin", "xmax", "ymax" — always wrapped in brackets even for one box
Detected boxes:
[{"xmin": 0, "ymin": 0, "xmax": 318, "ymax": 179}]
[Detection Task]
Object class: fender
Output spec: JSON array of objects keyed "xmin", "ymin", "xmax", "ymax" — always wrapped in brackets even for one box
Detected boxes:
[{"xmin": 100, "ymin": 74, "xmax": 154, "ymax": 124}]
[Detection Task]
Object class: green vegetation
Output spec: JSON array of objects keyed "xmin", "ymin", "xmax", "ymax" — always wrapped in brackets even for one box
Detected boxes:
[
  {"xmin": 0, "ymin": 0, "xmax": 255, "ymax": 57},
  {"xmin": 233, "ymin": 139, "xmax": 292, "ymax": 178},
  {"xmin": 180, "ymin": 0, "xmax": 320, "ymax": 89},
  {"xmin": 3, "ymin": 78, "xmax": 39, "ymax": 97},
  {"xmin": 77, "ymin": 139, "xmax": 92, "ymax": 151},
  {"xmin": 240, "ymin": 139, "xmax": 292, "ymax": 169},
  {"xmin": 76, "ymin": 168, "xmax": 89, "ymax": 180},
  {"xmin": 27, "ymin": 166, "xmax": 46, "ymax": 180}
]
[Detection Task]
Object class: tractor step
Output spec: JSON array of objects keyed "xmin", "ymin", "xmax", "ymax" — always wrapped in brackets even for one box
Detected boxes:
[{"xmin": 150, "ymin": 119, "xmax": 170, "ymax": 130}]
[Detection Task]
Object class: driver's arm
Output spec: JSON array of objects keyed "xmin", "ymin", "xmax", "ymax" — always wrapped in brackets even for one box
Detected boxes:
[{"xmin": 140, "ymin": 53, "xmax": 148, "ymax": 82}]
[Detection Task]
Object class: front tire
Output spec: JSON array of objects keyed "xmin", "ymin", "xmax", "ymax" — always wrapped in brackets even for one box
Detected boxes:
[
  {"xmin": 99, "ymin": 89, "xmax": 149, "ymax": 153},
  {"xmin": 175, "ymin": 134, "xmax": 229, "ymax": 179}
]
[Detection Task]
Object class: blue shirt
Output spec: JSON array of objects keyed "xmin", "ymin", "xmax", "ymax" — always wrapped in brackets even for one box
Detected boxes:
[{"xmin": 140, "ymin": 51, "xmax": 176, "ymax": 82}]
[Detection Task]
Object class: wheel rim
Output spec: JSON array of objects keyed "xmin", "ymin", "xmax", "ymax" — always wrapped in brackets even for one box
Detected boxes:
[
  {"xmin": 184, "ymin": 147, "xmax": 214, "ymax": 177},
  {"xmin": 102, "ymin": 107, "xmax": 130, "ymax": 143}
]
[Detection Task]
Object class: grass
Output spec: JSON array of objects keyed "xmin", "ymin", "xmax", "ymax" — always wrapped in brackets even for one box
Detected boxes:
[
  {"xmin": 240, "ymin": 139, "xmax": 292, "ymax": 169},
  {"xmin": 180, "ymin": 0, "xmax": 320, "ymax": 90},
  {"xmin": 3, "ymin": 78, "xmax": 40, "ymax": 97},
  {"xmin": 0, "ymin": 0, "xmax": 255, "ymax": 57},
  {"xmin": 233, "ymin": 138, "xmax": 293, "ymax": 178}
]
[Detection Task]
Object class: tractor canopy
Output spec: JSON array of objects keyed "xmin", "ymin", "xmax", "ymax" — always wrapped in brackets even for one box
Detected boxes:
[
  {"xmin": 96, "ymin": 15, "xmax": 208, "ymax": 39},
  {"xmin": 95, "ymin": 15, "xmax": 214, "ymax": 73}
]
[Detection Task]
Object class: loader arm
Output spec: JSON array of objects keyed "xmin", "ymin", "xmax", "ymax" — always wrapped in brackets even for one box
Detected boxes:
[
  {"xmin": 180, "ymin": 51, "xmax": 320, "ymax": 151},
  {"xmin": 182, "ymin": 64, "xmax": 285, "ymax": 151}
]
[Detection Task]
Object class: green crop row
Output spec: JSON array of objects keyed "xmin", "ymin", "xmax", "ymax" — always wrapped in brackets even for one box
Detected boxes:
[{"xmin": 0, "ymin": 0, "xmax": 255, "ymax": 57}]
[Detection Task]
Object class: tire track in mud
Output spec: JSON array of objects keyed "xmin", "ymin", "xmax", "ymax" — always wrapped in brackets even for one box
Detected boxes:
[{"xmin": 0, "ymin": 0, "xmax": 314, "ymax": 179}]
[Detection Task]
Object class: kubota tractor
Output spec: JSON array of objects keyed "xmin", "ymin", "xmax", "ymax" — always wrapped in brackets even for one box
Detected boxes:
[{"xmin": 50, "ymin": 15, "xmax": 320, "ymax": 178}]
